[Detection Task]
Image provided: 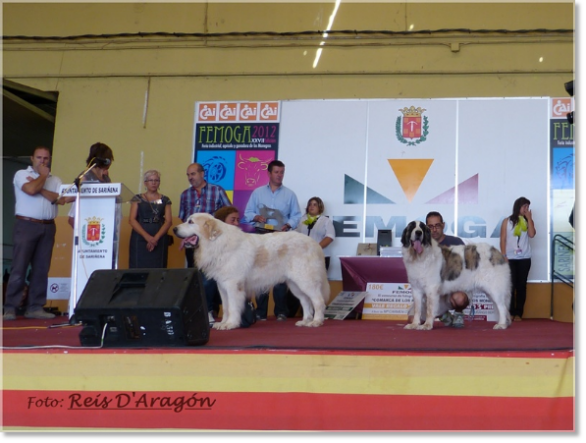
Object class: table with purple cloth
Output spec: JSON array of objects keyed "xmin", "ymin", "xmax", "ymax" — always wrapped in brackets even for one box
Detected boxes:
[{"xmin": 339, "ymin": 256, "xmax": 409, "ymax": 315}]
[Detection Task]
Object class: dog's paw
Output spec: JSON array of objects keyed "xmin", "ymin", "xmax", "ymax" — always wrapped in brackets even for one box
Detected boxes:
[
  {"xmin": 417, "ymin": 322, "xmax": 434, "ymax": 330},
  {"xmin": 214, "ymin": 322, "xmax": 240, "ymax": 330},
  {"xmin": 404, "ymin": 323, "xmax": 419, "ymax": 330},
  {"xmin": 307, "ymin": 319, "xmax": 324, "ymax": 327},
  {"xmin": 493, "ymin": 323, "xmax": 508, "ymax": 330},
  {"xmin": 295, "ymin": 319, "xmax": 312, "ymax": 327},
  {"xmin": 295, "ymin": 319, "xmax": 323, "ymax": 327}
]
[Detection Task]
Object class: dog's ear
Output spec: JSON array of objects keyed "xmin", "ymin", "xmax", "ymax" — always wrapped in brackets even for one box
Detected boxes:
[
  {"xmin": 401, "ymin": 221, "xmax": 414, "ymax": 247},
  {"xmin": 203, "ymin": 218, "xmax": 222, "ymax": 241}
]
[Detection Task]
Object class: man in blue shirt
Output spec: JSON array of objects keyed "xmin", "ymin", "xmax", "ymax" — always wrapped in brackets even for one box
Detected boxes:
[{"xmin": 244, "ymin": 160, "xmax": 302, "ymax": 320}]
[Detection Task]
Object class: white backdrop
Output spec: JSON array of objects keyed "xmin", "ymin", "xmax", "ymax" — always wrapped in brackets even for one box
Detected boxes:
[{"xmin": 280, "ymin": 98, "xmax": 550, "ymax": 282}]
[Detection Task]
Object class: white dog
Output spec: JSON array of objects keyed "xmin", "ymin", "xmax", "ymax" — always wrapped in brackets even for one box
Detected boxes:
[
  {"xmin": 173, "ymin": 213, "xmax": 330, "ymax": 330},
  {"xmin": 401, "ymin": 220, "xmax": 512, "ymax": 330}
]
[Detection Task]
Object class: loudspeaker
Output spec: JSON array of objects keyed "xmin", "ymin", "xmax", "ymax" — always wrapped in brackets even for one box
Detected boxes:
[
  {"xmin": 376, "ymin": 229, "xmax": 393, "ymax": 255},
  {"xmin": 74, "ymin": 268, "xmax": 209, "ymax": 347}
]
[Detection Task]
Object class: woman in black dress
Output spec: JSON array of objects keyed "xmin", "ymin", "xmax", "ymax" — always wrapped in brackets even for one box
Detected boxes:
[{"xmin": 128, "ymin": 170, "xmax": 172, "ymax": 268}]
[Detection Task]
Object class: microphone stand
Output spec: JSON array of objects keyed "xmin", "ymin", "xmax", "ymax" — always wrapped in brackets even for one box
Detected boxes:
[
  {"xmin": 68, "ymin": 162, "xmax": 99, "ymax": 323},
  {"xmin": 53, "ymin": 162, "xmax": 98, "ymax": 204}
]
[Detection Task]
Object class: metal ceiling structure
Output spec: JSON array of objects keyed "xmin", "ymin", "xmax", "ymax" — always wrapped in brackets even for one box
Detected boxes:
[{"xmin": 2, "ymin": 79, "xmax": 57, "ymax": 157}]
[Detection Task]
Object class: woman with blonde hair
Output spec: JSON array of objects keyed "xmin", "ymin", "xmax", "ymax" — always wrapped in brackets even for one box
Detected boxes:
[{"xmin": 128, "ymin": 170, "xmax": 172, "ymax": 268}]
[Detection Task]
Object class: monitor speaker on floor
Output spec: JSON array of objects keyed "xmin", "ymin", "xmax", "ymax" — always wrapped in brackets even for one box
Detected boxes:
[{"xmin": 74, "ymin": 268, "xmax": 209, "ymax": 347}]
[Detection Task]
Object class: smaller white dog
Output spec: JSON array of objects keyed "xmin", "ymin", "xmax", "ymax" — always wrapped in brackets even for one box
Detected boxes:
[
  {"xmin": 174, "ymin": 213, "xmax": 330, "ymax": 330},
  {"xmin": 401, "ymin": 220, "xmax": 512, "ymax": 330}
]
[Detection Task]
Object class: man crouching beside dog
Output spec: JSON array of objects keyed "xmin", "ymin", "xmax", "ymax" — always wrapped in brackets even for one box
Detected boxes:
[
  {"xmin": 401, "ymin": 215, "xmax": 512, "ymax": 331},
  {"xmin": 173, "ymin": 212, "xmax": 330, "ymax": 330},
  {"xmin": 423, "ymin": 212, "xmax": 470, "ymax": 328}
]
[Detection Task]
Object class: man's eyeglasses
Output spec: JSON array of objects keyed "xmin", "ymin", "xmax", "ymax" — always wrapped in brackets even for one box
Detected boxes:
[{"xmin": 427, "ymin": 223, "xmax": 444, "ymax": 231}]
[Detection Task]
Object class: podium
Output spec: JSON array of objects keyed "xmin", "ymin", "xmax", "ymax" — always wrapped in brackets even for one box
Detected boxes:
[{"xmin": 59, "ymin": 182, "xmax": 134, "ymax": 319}]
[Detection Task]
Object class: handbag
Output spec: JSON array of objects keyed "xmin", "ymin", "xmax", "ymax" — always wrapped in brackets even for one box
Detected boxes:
[{"xmin": 146, "ymin": 194, "xmax": 174, "ymax": 247}]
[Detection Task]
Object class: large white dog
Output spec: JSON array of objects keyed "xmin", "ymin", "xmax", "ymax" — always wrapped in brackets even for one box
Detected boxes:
[
  {"xmin": 173, "ymin": 213, "xmax": 330, "ymax": 330},
  {"xmin": 401, "ymin": 220, "xmax": 512, "ymax": 330}
]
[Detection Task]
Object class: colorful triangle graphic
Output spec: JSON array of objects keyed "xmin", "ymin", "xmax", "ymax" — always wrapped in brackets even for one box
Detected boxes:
[
  {"xmin": 426, "ymin": 173, "xmax": 479, "ymax": 204},
  {"xmin": 388, "ymin": 159, "xmax": 434, "ymax": 202},
  {"xmin": 344, "ymin": 175, "xmax": 394, "ymax": 204}
]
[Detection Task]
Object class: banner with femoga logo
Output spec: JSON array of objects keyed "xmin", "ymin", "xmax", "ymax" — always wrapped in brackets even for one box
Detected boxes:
[
  {"xmin": 193, "ymin": 98, "xmax": 573, "ymax": 282},
  {"xmin": 193, "ymin": 101, "xmax": 280, "ymax": 227},
  {"xmin": 279, "ymin": 98, "xmax": 560, "ymax": 282}
]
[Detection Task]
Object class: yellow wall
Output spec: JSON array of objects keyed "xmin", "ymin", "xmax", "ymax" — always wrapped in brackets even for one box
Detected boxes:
[
  {"xmin": 4, "ymin": 2, "xmax": 575, "ymax": 320},
  {"xmin": 3, "ymin": 2, "xmax": 573, "ymax": 210}
]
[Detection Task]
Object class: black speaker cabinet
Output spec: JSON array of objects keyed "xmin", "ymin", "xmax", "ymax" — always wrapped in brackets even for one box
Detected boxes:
[
  {"xmin": 74, "ymin": 268, "xmax": 209, "ymax": 347},
  {"xmin": 376, "ymin": 229, "xmax": 393, "ymax": 255}
]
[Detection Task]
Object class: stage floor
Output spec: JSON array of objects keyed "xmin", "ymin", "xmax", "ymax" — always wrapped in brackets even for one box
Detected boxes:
[
  {"xmin": 1, "ymin": 315, "xmax": 574, "ymax": 352},
  {"xmin": 1, "ymin": 316, "xmax": 575, "ymax": 432}
]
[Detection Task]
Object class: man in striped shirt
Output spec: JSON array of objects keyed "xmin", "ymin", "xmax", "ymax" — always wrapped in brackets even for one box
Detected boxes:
[{"xmin": 178, "ymin": 162, "xmax": 231, "ymax": 268}]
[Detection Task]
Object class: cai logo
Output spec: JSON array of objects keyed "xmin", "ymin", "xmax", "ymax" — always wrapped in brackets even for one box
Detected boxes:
[
  {"xmin": 197, "ymin": 103, "xmax": 217, "ymax": 122},
  {"xmin": 551, "ymin": 98, "xmax": 573, "ymax": 119}
]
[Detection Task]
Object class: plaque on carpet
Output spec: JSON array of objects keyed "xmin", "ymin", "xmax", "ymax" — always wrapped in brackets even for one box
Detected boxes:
[
  {"xmin": 324, "ymin": 291, "xmax": 368, "ymax": 320},
  {"xmin": 362, "ymin": 282, "xmax": 413, "ymax": 320},
  {"xmin": 462, "ymin": 291, "xmax": 498, "ymax": 321}
]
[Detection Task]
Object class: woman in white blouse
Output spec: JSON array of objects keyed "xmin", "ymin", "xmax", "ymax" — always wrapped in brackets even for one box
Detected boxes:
[{"xmin": 296, "ymin": 197, "xmax": 336, "ymax": 269}]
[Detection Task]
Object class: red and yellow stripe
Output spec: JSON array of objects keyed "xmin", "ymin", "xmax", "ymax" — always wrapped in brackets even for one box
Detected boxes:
[{"xmin": 2, "ymin": 350, "xmax": 574, "ymax": 431}]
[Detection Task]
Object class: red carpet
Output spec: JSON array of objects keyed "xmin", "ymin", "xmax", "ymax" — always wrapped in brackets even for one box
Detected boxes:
[
  {"xmin": 1, "ymin": 316, "xmax": 574, "ymax": 353},
  {"xmin": 2, "ymin": 316, "xmax": 575, "ymax": 431}
]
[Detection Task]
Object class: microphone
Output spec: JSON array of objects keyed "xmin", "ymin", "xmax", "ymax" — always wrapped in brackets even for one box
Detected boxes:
[{"xmin": 94, "ymin": 157, "xmax": 111, "ymax": 166}]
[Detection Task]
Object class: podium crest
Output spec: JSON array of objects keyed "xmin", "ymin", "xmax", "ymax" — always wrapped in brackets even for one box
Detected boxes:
[
  {"xmin": 82, "ymin": 216, "xmax": 106, "ymax": 246},
  {"xmin": 396, "ymin": 106, "xmax": 429, "ymax": 146}
]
